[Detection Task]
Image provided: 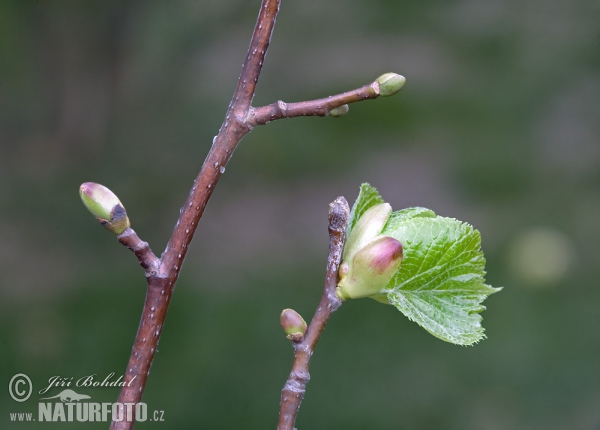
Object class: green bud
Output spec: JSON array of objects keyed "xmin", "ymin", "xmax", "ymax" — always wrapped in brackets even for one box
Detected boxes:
[
  {"xmin": 376, "ymin": 73, "xmax": 406, "ymax": 97},
  {"xmin": 329, "ymin": 104, "xmax": 350, "ymax": 117},
  {"xmin": 343, "ymin": 203, "xmax": 392, "ymax": 262},
  {"xmin": 79, "ymin": 182, "xmax": 130, "ymax": 234},
  {"xmin": 280, "ymin": 308, "xmax": 307, "ymax": 342},
  {"xmin": 336, "ymin": 236, "xmax": 403, "ymax": 301}
]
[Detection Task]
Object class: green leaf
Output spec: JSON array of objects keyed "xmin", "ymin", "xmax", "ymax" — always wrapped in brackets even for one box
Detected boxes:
[
  {"xmin": 383, "ymin": 207, "xmax": 437, "ymax": 232},
  {"xmin": 347, "ymin": 183, "xmax": 384, "ymax": 236},
  {"xmin": 382, "ymin": 216, "xmax": 501, "ymax": 346}
]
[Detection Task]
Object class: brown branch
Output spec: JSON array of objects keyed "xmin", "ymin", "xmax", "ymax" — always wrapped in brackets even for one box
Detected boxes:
[
  {"xmin": 251, "ymin": 81, "xmax": 382, "ymax": 125},
  {"xmin": 109, "ymin": 1, "xmax": 281, "ymax": 428},
  {"xmin": 277, "ymin": 197, "xmax": 350, "ymax": 430},
  {"xmin": 117, "ymin": 228, "xmax": 159, "ymax": 273},
  {"xmin": 106, "ymin": 0, "xmax": 402, "ymax": 428}
]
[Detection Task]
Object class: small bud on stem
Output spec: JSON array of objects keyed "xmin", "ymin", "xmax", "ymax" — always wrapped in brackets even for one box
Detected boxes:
[
  {"xmin": 280, "ymin": 308, "xmax": 307, "ymax": 342},
  {"xmin": 376, "ymin": 73, "xmax": 406, "ymax": 97},
  {"xmin": 329, "ymin": 104, "xmax": 350, "ymax": 117},
  {"xmin": 80, "ymin": 182, "xmax": 130, "ymax": 234}
]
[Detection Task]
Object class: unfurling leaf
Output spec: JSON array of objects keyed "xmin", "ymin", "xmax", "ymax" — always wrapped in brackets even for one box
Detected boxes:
[
  {"xmin": 346, "ymin": 183, "xmax": 385, "ymax": 235},
  {"xmin": 343, "ymin": 183, "xmax": 500, "ymax": 345},
  {"xmin": 382, "ymin": 216, "xmax": 501, "ymax": 345}
]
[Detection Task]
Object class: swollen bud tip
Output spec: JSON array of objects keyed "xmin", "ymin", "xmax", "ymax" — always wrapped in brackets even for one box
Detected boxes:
[
  {"xmin": 376, "ymin": 73, "xmax": 406, "ymax": 97},
  {"xmin": 343, "ymin": 203, "xmax": 392, "ymax": 262},
  {"xmin": 329, "ymin": 104, "xmax": 350, "ymax": 117},
  {"xmin": 280, "ymin": 309, "xmax": 307, "ymax": 342},
  {"xmin": 336, "ymin": 236, "xmax": 403, "ymax": 300},
  {"xmin": 79, "ymin": 182, "xmax": 130, "ymax": 235}
]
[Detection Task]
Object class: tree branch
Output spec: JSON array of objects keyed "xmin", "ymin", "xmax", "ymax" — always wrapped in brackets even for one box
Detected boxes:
[
  {"xmin": 277, "ymin": 197, "xmax": 350, "ymax": 430},
  {"xmin": 117, "ymin": 228, "xmax": 159, "ymax": 273},
  {"xmin": 106, "ymin": 0, "xmax": 403, "ymax": 427},
  {"xmin": 251, "ymin": 81, "xmax": 382, "ymax": 125},
  {"xmin": 109, "ymin": 1, "xmax": 281, "ymax": 428}
]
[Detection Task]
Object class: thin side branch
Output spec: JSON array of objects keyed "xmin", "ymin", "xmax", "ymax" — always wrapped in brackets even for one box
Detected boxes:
[
  {"xmin": 277, "ymin": 197, "xmax": 350, "ymax": 430},
  {"xmin": 251, "ymin": 81, "xmax": 382, "ymax": 125},
  {"xmin": 117, "ymin": 228, "xmax": 159, "ymax": 273},
  {"xmin": 107, "ymin": 0, "xmax": 401, "ymax": 427}
]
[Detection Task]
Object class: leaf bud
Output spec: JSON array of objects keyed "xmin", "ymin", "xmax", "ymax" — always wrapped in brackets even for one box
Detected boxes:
[
  {"xmin": 336, "ymin": 236, "xmax": 403, "ymax": 300},
  {"xmin": 376, "ymin": 73, "xmax": 406, "ymax": 97},
  {"xmin": 280, "ymin": 308, "xmax": 307, "ymax": 342},
  {"xmin": 329, "ymin": 104, "xmax": 350, "ymax": 117},
  {"xmin": 79, "ymin": 182, "xmax": 130, "ymax": 234},
  {"xmin": 343, "ymin": 203, "xmax": 392, "ymax": 262}
]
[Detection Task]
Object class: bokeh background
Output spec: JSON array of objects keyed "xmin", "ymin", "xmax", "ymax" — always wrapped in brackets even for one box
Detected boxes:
[{"xmin": 1, "ymin": 0, "xmax": 599, "ymax": 428}]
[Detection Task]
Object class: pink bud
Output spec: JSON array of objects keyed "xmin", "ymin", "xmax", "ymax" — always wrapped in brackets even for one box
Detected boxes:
[
  {"xmin": 367, "ymin": 237, "xmax": 403, "ymax": 275},
  {"xmin": 79, "ymin": 182, "xmax": 130, "ymax": 234},
  {"xmin": 280, "ymin": 309, "xmax": 307, "ymax": 342},
  {"xmin": 336, "ymin": 236, "xmax": 403, "ymax": 300}
]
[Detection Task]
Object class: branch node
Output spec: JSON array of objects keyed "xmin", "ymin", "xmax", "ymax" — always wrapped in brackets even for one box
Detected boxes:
[
  {"xmin": 292, "ymin": 343, "xmax": 313, "ymax": 356},
  {"xmin": 277, "ymin": 100, "xmax": 288, "ymax": 117},
  {"xmin": 286, "ymin": 370, "xmax": 310, "ymax": 389},
  {"xmin": 371, "ymin": 81, "xmax": 380, "ymax": 96},
  {"xmin": 234, "ymin": 112, "xmax": 254, "ymax": 132},
  {"xmin": 117, "ymin": 228, "xmax": 160, "ymax": 273},
  {"xmin": 112, "ymin": 1, "xmax": 284, "ymax": 428},
  {"xmin": 133, "ymin": 240, "xmax": 148, "ymax": 253},
  {"xmin": 327, "ymin": 291, "xmax": 343, "ymax": 312}
]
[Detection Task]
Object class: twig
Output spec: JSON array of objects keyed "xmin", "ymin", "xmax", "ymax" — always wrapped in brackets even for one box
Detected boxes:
[
  {"xmin": 251, "ymin": 81, "xmax": 384, "ymax": 125},
  {"xmin": 277, "ymin": 197, "xmax": 350, "ymax": 430},
  {"xmin": 117, "ymin": 228, "xmax": 159, "ymax": 273},
  {"xmin": 109, "ymin": 1, "xmax": 282, "ymax": 428},
  {"xmin": 107, "ymin": 0, "xmax": 400, "ymax": 427}
]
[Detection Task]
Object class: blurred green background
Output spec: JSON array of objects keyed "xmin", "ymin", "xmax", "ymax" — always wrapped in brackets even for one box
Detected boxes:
[{"xmin": 1, "ymin": 0, "xmax": 599, "ymax": 428}]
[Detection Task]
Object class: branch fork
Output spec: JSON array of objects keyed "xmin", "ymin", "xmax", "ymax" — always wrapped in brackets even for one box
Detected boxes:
[{"xmin": 79, "ymin": 1, "xmax": 405, "ymax": 428}]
